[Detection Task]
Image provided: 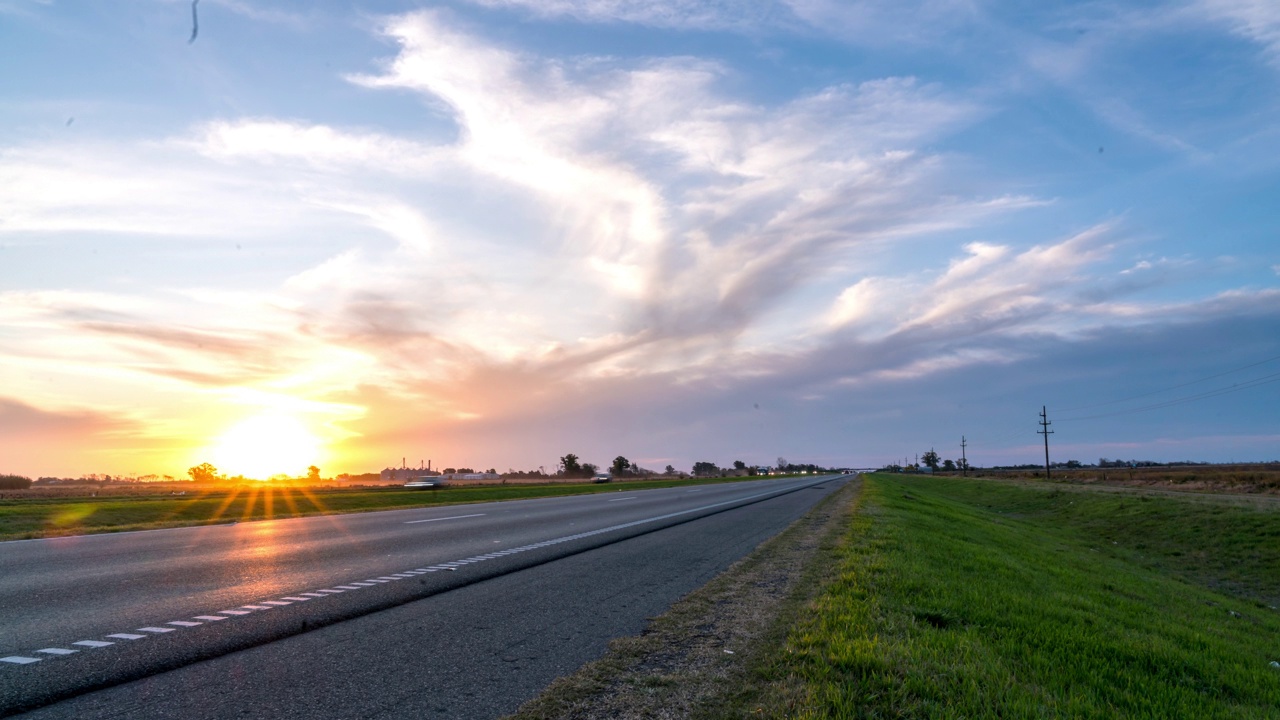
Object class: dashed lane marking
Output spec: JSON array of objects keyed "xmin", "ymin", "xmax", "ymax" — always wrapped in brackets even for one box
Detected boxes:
[
  {"xmin": 1, "ymin": 476, "xmax": 842, "ymax": 671},
  {"xmin": 404, "ymin": 513, "xmax": 485, "ymax": 525}
]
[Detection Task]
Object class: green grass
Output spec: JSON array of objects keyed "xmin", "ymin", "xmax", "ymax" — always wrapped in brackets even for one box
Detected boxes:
[
  {"xmin": 745, "ymin": 473, "xmax": 1280, "ymax": 718},
  {"xmin": 0, "ymin": 475, "xmax": 779, "ymax": 541}
]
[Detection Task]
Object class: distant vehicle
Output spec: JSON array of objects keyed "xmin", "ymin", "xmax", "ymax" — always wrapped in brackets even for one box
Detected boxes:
[
  {"xmin": 404, "ymin": 476, "xmax": 448, "ymax": 489},
  {"xmin": 592, "ymin": 472, "xmax": 611, "ymax": 483}
]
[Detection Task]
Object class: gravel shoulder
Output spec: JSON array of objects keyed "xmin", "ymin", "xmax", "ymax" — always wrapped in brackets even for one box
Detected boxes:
[{"xmin": 504, "ymin": 476, "xmax": 861, "ymax": 720}]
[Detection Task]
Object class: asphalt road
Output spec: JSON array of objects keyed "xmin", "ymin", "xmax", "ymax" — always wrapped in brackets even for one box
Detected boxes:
[{"xmin": 1, "ymin": 475, "xmax": 848, "ymax": 718}]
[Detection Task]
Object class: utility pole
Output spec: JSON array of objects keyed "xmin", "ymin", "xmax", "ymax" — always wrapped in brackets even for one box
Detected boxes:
[
  {"xmin": 1038, "ymin": 406, "xmax": 1053, "ymax": 480},
  {"xmin": 960, "ymin": 436, "xmax": 968, "ymax": 477}
]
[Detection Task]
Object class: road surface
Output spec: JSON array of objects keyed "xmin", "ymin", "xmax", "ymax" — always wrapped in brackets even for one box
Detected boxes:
[{"xmin": 1, "ymin": 475, "xmax": 848, "ymax": 718}]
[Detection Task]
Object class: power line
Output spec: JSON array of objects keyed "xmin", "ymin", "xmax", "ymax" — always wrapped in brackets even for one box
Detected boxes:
[
  {"xmin": 1059, "ymin": 370, "xmax": 1280, "ymax": 422},
  {"xmin": 1057, "ymin": 352, "xmax": 1280, "ymax": 413}
]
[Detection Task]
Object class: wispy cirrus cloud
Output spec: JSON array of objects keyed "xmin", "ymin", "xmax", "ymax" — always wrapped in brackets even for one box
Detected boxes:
[
  {"xmin": 3, "ymin": 6, "xmax": 1272, "ymax": 476},
  {"xmin": 1198, "ymin": 0, "xmax": 1280, "ymax": 65}
]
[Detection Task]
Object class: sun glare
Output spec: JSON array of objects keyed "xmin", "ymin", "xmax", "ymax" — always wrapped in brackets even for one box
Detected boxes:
[{"xmin": 210, "ymin": 413, "xmax": 324, "ymax": 479}]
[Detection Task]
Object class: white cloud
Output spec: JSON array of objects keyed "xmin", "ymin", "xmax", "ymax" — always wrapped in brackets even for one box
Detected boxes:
[
  {"xmin": 459, "ymin": 0, "xmax": 782, "ymax": 29},
  {"xmin": 1198, "ymin": 0, "xmax": 1280, "ymax": 65}
]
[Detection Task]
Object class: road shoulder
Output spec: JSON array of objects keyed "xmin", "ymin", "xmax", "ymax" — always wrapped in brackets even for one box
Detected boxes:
[{"xmin": 505, "ymin": 476, "xmax": 861, "ymax": 719}]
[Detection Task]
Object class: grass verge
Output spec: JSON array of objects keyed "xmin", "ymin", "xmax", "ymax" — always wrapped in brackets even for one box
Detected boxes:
[
  {"xmin": 743, "ymin": 473, "xmax": 1280, "ymax": 718},
  {"xmin": 0, "ymin": 475, "xmax": 782, "ymax": 541}
]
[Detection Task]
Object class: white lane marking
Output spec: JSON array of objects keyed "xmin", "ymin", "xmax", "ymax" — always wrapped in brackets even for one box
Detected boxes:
[
  {"xmin": 1, "ymin": 656, "xmax": 40, "ymax": 664},
  {"xmin": 2, "ymin": 476, "xmax": 841, "ymax": 671},
  {"xmin": 404, "ymin": 513, "xmax": 486, "ymax": 525}
]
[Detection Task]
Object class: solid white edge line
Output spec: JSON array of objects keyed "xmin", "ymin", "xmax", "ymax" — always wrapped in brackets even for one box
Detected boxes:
[{"xmin": 4, "ymin": 476, "xmax": 843, "ymax": 669}]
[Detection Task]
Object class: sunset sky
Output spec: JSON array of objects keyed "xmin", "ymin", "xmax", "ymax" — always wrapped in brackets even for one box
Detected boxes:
[{"xmin": 1, "ymin": 0, "xmax": 1277, "ymax": 479}]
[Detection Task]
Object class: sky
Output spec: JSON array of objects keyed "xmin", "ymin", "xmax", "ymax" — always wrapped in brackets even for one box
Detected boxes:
[{"xmin": 1, "ymin": 0, "xmax": 1277, "ymax": 479}]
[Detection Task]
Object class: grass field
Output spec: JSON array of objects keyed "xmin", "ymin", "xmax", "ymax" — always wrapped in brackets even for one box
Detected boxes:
[
  {"xmin": 0, "ymin": 475, "xmax": 774, "ymax": 541},
  {"xmin": 740, "ymin": 473, "xmax": 1280, "ymax": 718}
]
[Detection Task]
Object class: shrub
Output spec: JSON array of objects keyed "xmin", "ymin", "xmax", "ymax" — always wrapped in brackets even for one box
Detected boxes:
[{"xmin": 0, "ymin": 474, "xmax": 33, "ymax": 490}]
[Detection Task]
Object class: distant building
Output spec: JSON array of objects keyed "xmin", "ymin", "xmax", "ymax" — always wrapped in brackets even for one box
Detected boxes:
[{"xmin": 381, "ymin": 465, "xmax": 441, "ymax": 482}]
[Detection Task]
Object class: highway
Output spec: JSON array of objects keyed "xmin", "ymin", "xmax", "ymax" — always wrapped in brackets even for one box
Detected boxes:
[{"xmin": 0, "ymin": 475, "xmax": 849, "ymax": 718}]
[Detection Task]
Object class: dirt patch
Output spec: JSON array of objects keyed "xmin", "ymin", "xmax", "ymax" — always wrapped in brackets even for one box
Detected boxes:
[{"xmin": 504, "ymin": 477, "xmax": 861, "ymax": 720}]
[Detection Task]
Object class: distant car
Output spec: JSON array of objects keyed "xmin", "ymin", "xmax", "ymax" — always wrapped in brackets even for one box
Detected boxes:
[
  {"xmin": 592, "ymin": 472, "xmax": 611, "ymax": 483},
  {"xmin": 404, "ymin": 476, "xmax": 447, "ymax": 489}
]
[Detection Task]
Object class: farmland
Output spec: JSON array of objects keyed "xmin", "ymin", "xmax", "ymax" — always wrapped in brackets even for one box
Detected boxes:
[{"xmin": 0, "ymin": 475, "xmax": 778, "ymax": 541}]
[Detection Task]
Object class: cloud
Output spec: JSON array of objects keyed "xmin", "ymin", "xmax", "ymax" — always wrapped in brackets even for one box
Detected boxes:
[
  {"xmin": 8, "ymin": 7, "xmax": 1271, "ymax": 477},
  {"xmin": 1198, "ymin": 0, "xmax": 1280, "ymax": 65},
  {"xmin": 459, "ymin": 0, "xmax": 785, "ymax": 30}
]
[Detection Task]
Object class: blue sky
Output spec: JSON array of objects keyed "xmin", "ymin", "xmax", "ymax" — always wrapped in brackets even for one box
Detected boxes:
[{"xmin": 0, "ymin": 0, "xmax": 1277, "ymax": 478}]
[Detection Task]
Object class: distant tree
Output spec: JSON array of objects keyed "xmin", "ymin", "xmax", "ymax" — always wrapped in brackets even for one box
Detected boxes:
[
  {"xmin": 733, "ymin": 460, "xmax": 747, "ymax": 471},
  {"xmin": 559, "ymin": 454, "xmax": 582, "ymax": 476},
  {"xmin": 306, "ymin": 465, "xmax": 321, "ymax": 482},
  {"xmin": 443, "ymin": 467, "xmax": 457, "ymax": 474},
  {"xmin": 486, "ymin": 468, "xmax": 496, "ymax": 474},
  {"xmin": 1064, "ymin": 460, "xmax": 1082, "ymax": 469},
  {"xmin": 187, "ymin": 463, "xmax": 220, "ymax": 483},
  {"xmin": 921, "ymin": 450, "xmax": 940, "ymax": 471},
  {"xmin": 664, "ymin": 464, "xmax": 675, "ymax": 475},
  {"xmin": 692, "ymin": 461, "xmax": 718, "ymax": 476},
  {"xmin": 611, "ymin": 456, "xmax": 631, "ymax": 477},
  {"xmin": 581, "ymin": 463, "xmax": 599, "ymax": 476},
  {"xmin": 776, "ymin": 456, "xmax": 788, "ymax": 472},
  {"xmin": 0, "ymin": 474, "xmax": 32, "ymax": 490},
  {"xmin": 942, "ymin": 459, "xmax": 956, "ymax": 471}
]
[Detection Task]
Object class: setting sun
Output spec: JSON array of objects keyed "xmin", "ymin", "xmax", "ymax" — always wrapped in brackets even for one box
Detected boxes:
[{"xmin": 210, "ymin": 413, "xmax": 324, "ymax": 479}]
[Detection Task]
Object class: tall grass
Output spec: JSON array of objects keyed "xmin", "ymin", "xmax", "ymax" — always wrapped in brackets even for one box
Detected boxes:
[{"xmin": 744, "ymin": 474, "xmax": 1280, "ymax": 718}]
